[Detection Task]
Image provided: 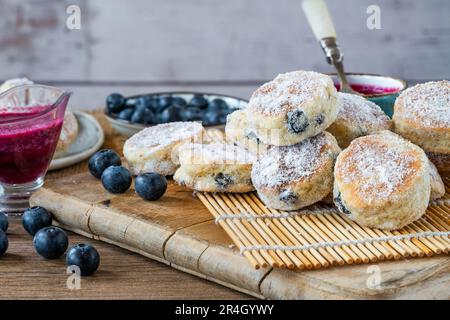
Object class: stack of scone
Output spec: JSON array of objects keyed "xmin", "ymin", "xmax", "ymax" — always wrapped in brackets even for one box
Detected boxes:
[
  {"xmin": 229, "ymin": 71, "xmax": 342, "ymax": 210},
  {"xmin": 122, "ymin": 72, "xmax": 447, "ymax": 232}
]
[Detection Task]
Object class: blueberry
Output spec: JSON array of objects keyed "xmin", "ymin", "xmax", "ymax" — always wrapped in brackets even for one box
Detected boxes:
[
  {"xmin": 172, "ymin": 97, "xmax": 187, "ymax": 108},
  {"xmin": 181, "ymin": 107, "xmax": 203, "ymax": 121},
  {"xmin": 136, "ymin": 96, "xmax": 156, "ymax": 111},
  {"xmin": 0, "ymin": 213, "xmax": 8, "ymax": 232},
  {"xmin": 131, "ymin": 107, "xmax": 154, "ymax": 124},
  {"xmin": 189, "ymin": 95, "xmax": 208, "ymax": 109},
  {"xmin": 116, "ymin": 108, "xmax": 134, "ymax": 121},
  {"xmin": 22, "ymin": 206, "xmax": 53, "ymax": 236},
  {"xmin": 88, "ymin": 149, "xmax": 122, "ymax": 179},
  {"xmin": 101, "ymin": 166, "xmax": 132, "ymax": 194},
  {"xmin": 279, "ymin": 190, "xmax": 298, "ymax": 204},
  {"xmin": 214, "ymin": 173, "xmax": 233, "ymax": 189},
  {"xmin": 202, "ymin": 111, "xmax": 221, "ymax": 126},
  {"xmin": 315, "ymin": 114, "xmax": 325, "ymax": 125},
  {"xmin": 218, "ymin": 112, "xmax": 228, "ymax": 124},
  {"xmin": 0, "ymin": 230, "xmax": 8, "ymax": 257},
  {"xmin": 208, "ymin": 98, "xmax": 228, "ymax": 111},
  {"xmin": 33, "ymin": 227, "xmax": 68, "ymax": 259},
  {"xmin": 106, "ymin": 93, "xmax": 125, "ymax": 113},
  {"xmin": 66, "ymin": 244, "xmax": 100, "ymax": 276},
  {"xmin": 125, "ymin": 97, "xmax": 138, "ymax": 108},
  {"xmin": 287, "ymin": 110, "xmax": 309, "ymax": 134},
  {"xmin": 209, "ymin": 98, "xmax": 228, "ymax": 110},
  {"xmin": 157, "ymin": 95, "xmax": 173, "ymax": 111},
  {"xmin": 159, "ymin": 105, "xmax": 182, "ymax": 123},
  {"xmin": 135, "ymin": 173, "xmax": 168, "ymax": 201},
  {"xmin": 334, "ymin": 192, "xmax": 352, "ymax": 215}
]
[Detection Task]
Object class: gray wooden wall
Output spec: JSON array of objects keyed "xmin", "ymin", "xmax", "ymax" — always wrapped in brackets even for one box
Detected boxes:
[{"xmin": 0, "ymin": 0, "xmax": 449, "ymax": 109}]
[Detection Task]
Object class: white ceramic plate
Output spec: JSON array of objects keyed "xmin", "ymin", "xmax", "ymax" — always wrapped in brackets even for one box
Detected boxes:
[{"xmin": 49, "ymin": 112, "xmax": 105, "ymax": 171}]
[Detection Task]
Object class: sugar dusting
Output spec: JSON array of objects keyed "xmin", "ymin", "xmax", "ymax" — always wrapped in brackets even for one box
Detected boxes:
[
  {"xmin": 338, "ymin": 134, "xmax": 418, "ymax": 201},
  {"xmin": 125, "ymin": 122, "xmax": 204, "ymax": 151},
  {"xmin": 399, "ymin": 80, "xmax": 450, "ymax": 128},
  {"xmin": 248, "ymin": 71, "xmax": 333, "ymax": 115},
  {"xmin": 252, "ymin": 132, "xmax": 333, "ymax": 188},
  {"xmin": 337, "ymin": 92, "xmax": 391, "ymax": 129},
  {"xmin": 179, "ymin": 143, "xmax": 255, "ymax": 165}
]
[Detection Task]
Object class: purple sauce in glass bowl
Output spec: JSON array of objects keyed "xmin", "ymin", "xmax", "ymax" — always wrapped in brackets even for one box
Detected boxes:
[{"xmin": 0, "ymin": 85, "xmax": 71, "ymax": 214}]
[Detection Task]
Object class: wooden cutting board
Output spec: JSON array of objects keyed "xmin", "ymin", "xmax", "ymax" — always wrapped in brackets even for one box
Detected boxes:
[
  {"xmin": 29, "ymin": 112, "xmax": 450, "ymax": 299},
  {"xmin": 30, "ymin": 171, "xmax": 449, "ymax": 299}
]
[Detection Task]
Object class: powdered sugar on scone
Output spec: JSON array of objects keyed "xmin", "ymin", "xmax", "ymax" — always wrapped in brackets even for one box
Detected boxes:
[
  {"xmin": 125, "ymin": 122, "xmax": 204, "ymax": 152},
  {"xmin": 248, "ymin": 71, "xmax": 334, "ymax": 115},
  {"xmin": 252, "ymin": 132, "xmax": 339, "ymax": 188},
  {"xmin": 337, "ymin": 92, "xmax": 391, "ymax": 130},
  {"xmin": 398, "ymin": 80, "xmax": 450, "ymax": 128},
  {"xmin": 336, "ymin": 134, "xmax": 424, "ymax": 202}
]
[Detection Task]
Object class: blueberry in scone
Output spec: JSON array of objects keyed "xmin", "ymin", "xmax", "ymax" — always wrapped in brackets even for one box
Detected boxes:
[
  {"xmin": 173, "ymin": 143, "xmax": 255, "ymax": 193},
  {"xmin": 247, "ymin": 71, "xmax": 339, "ymax": 146}
]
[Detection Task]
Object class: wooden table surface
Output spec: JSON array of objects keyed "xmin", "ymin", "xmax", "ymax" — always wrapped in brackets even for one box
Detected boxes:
[{"xmin": 0, "ymin": 217, "xmax": 249, "ymax": 300}]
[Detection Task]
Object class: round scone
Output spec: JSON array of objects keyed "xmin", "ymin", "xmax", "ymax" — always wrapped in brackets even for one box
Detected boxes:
[
  {"xmin": 246, "ymin": 71, "xmax": 339, "ymax": 146},
  {"xmin": 252, "ymin": 132, "xmax": 341, "ymax": 211},
  {"xmin": 333, "ymin": 133, "xmax": 431, "ymax": 230},
  {"xmin": 54, "ymin": 110, "xmax": 79, "ymax": 158},
  {"xmin": 427, "ymin": 151, "xmax": 449, "ymax": 176},
  {"xmin": 393, "ymin": 80, "xmax": 449, "ymax": 154},
  {"xmin": 327, "ymin": 92, "xmax": 392, "ymax": 148},
  {"xmin": 173, "ymin": 143, "xmax": 255, "ymax": 192},
  {"xmin": 225, "ymin": 109, "xmax": 268, "ymax": 155},
  {"xmin": 123, "ymin": 122, "xmax": 205, "ymax": 176}
]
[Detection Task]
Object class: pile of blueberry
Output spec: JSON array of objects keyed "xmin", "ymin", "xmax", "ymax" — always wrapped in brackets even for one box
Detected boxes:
[
  {"xmin": 106, "ymin": 93, "xmax": 239, "ymax": 126},
  {"xmin": 89, "ymin": 149, "xmax": 167, "ymax": 200},
  {"xmin": 0, "ymin": 209, "xmax": 100, "ymax": 276}
]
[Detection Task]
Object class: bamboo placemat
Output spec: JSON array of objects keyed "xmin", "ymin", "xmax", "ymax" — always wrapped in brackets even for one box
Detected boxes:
[{"xmin": 198, "ymin": 129, "xmax": 450, "ymax": 270}]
